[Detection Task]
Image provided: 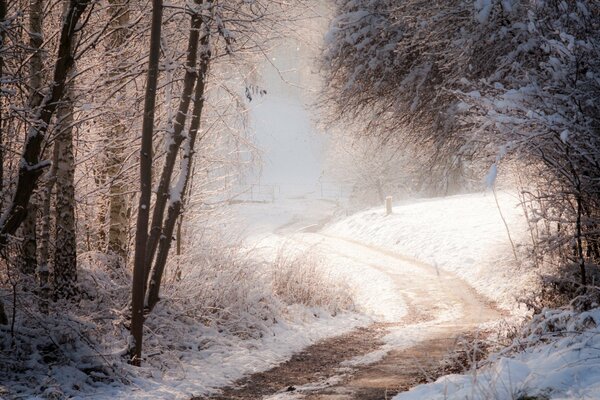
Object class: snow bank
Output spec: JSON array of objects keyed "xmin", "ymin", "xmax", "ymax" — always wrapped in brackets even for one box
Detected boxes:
[
  {"xmin": 324, "ymin": 192, "xmax": 535, "ymax": 313},
  {"xmin": 394, "ymin": 308, "xmax": 600, "ymax": 399}
]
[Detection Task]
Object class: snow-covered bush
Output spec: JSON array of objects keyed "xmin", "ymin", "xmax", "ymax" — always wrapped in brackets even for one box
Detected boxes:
[{"xmin": 395, "ymin": 307, "xmax": 600, "ymax": 400}]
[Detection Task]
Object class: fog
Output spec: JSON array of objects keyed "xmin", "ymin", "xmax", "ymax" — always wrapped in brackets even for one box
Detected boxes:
[{"xmin": 247, "ymin": 36, "xmax": 328, "ymax": 194}]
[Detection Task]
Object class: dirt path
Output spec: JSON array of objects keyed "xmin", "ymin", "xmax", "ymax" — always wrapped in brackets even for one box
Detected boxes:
[{"xmin": 195, "ymin": 232, "xmax": 502, "ymax": 400}]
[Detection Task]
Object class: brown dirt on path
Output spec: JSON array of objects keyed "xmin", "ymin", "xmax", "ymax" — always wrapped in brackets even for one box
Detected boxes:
[
  {"xmin": 195, "ymin": 322, "xmax": 477, "ymax": 400},
  {"xmin": 193, "ymin": 323, "xmax": 388, "ymax": 400}
]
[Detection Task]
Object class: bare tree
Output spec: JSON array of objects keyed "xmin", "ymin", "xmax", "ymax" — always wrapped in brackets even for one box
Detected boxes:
[
  {"xmin": 129, "ymin": 0, "xmax": 164, "ymax": 366},
  {"xmin": 103, "ymin": 0, "xmax": 132, "ymax": 261},
  {"xmin": 0, "ymin": 0, "xmax": 6, "ymax": 324},
  {"xmin": 323, "ymin": 0, "xmax": 600, "ymax": 295},
  {"xmin": 18, "ymin": 0, "xmax": 46, "ymax": 276},
  {"xmin": 0, "ymin": 0, "xmax": 90, "ymax": 245},
  {"xmin": 53, "ymin": 87, "xmax": 77, "ymax": 299}
]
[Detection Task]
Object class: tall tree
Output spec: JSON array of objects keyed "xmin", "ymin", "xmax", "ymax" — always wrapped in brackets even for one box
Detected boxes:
[
  {"xmin": 18, "ymin": 0, "xmax": 46, "ymax": 275},
  {"xmin": 144, "ymin": 0, "xmax": 207, "ymax": 286},
  {"xmin": 0, "ymin": 0, "xmax": 90, "ymax": 246},
  {"xmin": 0, "ymin": 0, "xmax": 7, "ymax": 325},
  {"xmin": 146, "ymin": 27, "xmax": 211, "ymax": 310},
  {"xmin": 101, "ymin": 0, "xmax": 132, "ymax": 261},
  {"xmin": 130, "ymin": 0, "xmax": 163, "ymax": 365},
  {"xmin": 53, "ymin": 83, "xmax": 77, "ymax": 299}
]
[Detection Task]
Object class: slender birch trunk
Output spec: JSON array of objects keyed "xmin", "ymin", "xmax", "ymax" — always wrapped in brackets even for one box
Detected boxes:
[
  {"xmin": 104, "ymin": 0, "xmax": 131, "ymax": 261},
  {"xmin": 38, "ymin": 144, "xmax": 59, "ymax": 310},
  {"xmin": 53, "ymin": 86, "xmax": 77, "ymax": 299}
]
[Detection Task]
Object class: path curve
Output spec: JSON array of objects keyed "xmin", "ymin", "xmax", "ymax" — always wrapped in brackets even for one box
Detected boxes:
[{"xmin": 198, "ymin": 217, "xmax": 502, "ymax": 400}]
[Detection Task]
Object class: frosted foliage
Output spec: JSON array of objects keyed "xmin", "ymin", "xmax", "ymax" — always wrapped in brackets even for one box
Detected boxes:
[
  {"xmin": 323, "ymin": 0, "xmax": 600, "ymax": 192},
  {"xmin": 475, "ymin": 0, "xmax": 494, "ymax": 24}
]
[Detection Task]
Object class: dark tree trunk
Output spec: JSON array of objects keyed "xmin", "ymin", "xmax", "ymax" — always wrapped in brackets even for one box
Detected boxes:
[
  {"xmin": 19, "ymin": 209, "xmax": 37, "ymax": 275},
  {"xmin": 146, "ymin": 38, "xmax": 210, "ymax": 311},
  {"xmin": 0, "ymin": 0, "xmax": 6, "ymax": 208},
  {"xmin": 0, "ymin": 0, "xmax": 7, "ymax": 325},
  {"xmin": 129, "ymin": 0, "xmax": 163, "ymax": 366},
  {"xmin": 0, "ymin": 0, "xmax": 90, "ymax": 246},
  {"xmin": 144, "ymin": 1, "xmax": 206, "ymax": 281},
  {"xmin": 18, "ymin": 0, "xmax": 45, "ymax": 275}
]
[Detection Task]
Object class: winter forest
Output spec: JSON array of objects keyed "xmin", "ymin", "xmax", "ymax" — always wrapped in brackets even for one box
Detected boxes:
[{"xmin": 1, "ymin": 0, "xmax": 600, "ymax": 399}]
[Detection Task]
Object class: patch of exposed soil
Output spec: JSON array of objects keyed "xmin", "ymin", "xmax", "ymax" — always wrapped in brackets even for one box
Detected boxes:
[{"xmin": 194, "ymin": 324, "xmax": 387, "ymax": 400}]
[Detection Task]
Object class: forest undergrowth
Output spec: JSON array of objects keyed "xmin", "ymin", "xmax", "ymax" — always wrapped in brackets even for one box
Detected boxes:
[{"xmin": 0, "ymin": 232, "xmax": 354, "ymax": 399}]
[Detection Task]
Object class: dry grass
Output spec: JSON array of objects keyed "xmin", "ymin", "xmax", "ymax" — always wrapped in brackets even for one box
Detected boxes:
[{"xmin": 271, "ymin": 246, "xmax": 355, "ymax": 315}]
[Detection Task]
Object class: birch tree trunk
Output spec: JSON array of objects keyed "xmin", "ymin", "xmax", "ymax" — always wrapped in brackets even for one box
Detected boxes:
[
  {"xmin": 38, "ymin": 144, "xmax": 58, "ymax": 309},
  {"xmin": 53, "ymin": 84, "xmax": 77, "ymax": 299},
  {"xmin": 104, "ymin": 0, "xmax": 131, "ymax": 261},
  {"xmin": 0, "ymin": 0, "xmax": 90, "ymax": 246}
]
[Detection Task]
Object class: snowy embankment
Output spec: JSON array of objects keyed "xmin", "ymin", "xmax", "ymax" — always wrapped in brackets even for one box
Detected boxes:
[
  {"xmin": 394, "ymin": 308, "xmax": 600, "ymax": 400},
  {"xmin": 117, "ymin": 199, "xmax": 370, "ymax": 399},
  {"xmin": 324, "ymin": 191, "xmax": 534, "ymax": 314},
  {"xmin": 323, "ymin": 192, "xmax": 600, "ymax": 399}
]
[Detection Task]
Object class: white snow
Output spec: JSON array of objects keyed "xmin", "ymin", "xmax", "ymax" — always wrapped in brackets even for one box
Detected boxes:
[
  {"xmin": 475, "ymin": 0, "xmax": 494, "ymax": 24},
  {"xmin": 394, "ymin": 309, "xmax": 600, "ymax": 400},
  {"xmin": 323, "ymin": 191, "xmax": 534, "ymax": 313}
]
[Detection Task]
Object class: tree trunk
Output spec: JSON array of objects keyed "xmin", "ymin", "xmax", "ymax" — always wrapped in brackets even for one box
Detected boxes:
[
  {"xmin": 107, "ymin": 138, "xmax": 130, "ymax": 259},
  {"xmin": 146, "ymin": 37, "xmax": 210, "ymax": 311},
  {"xmin": 94, "ymin": 168, "xmax": 108, "ymax": 250},
  {"xmin": 19, "ymin": 207, "xmax": 37, "ymax": 274},
  {"xmin": 0, "ymin": 0, "xmax": 6, "ymax": 324},
  {"xmin": 576, "ymin": 194, "xmax": 586, "ymax": 286},
  {"xmin": 18, "ymin": 0, "xmax": 45, "ymax": 276},
  {"xmin": 130, "ymin": 0, "xmax": 163, "ymax": 366},
  {"xmin": 0, "ymin": 297, "xmax": 7, "ymax": 325},
  {"xmin": 0, "ymin": 0, "xmax": 5, "ymax": 204},
  {"xmin": 53, "ymin": 86, "xmax": 77, "ymax": 299},
  {"xmin": 0, "ymin": 0, "xmax": 90, "ymax": 246},
  {"xmin": 144, "ymin": 1, "xmax": 206, "ymax": 280},
  {"xmin": 104, "ymin": 0, "xmax": 131, "ymax": 261},
  {"xmin": 38, "ymin": 143, "xmax": 59, "ymax": 311}
]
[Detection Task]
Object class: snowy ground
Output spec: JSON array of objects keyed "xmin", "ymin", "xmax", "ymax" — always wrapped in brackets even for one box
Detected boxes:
[
  {"xmin": 394, "ymin": 308, "xmax": 600, "ymax": 400},
  {"xmin": 5, "ymin": 192, "xmax": 565, "ymax": 399},
  {"xmin": 323, "ymin": 191, "xmax": 535, "ymax": 314},
  {"xmin": 2, "ymin": 198, "xmax": 369, "ymax": 400}
]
